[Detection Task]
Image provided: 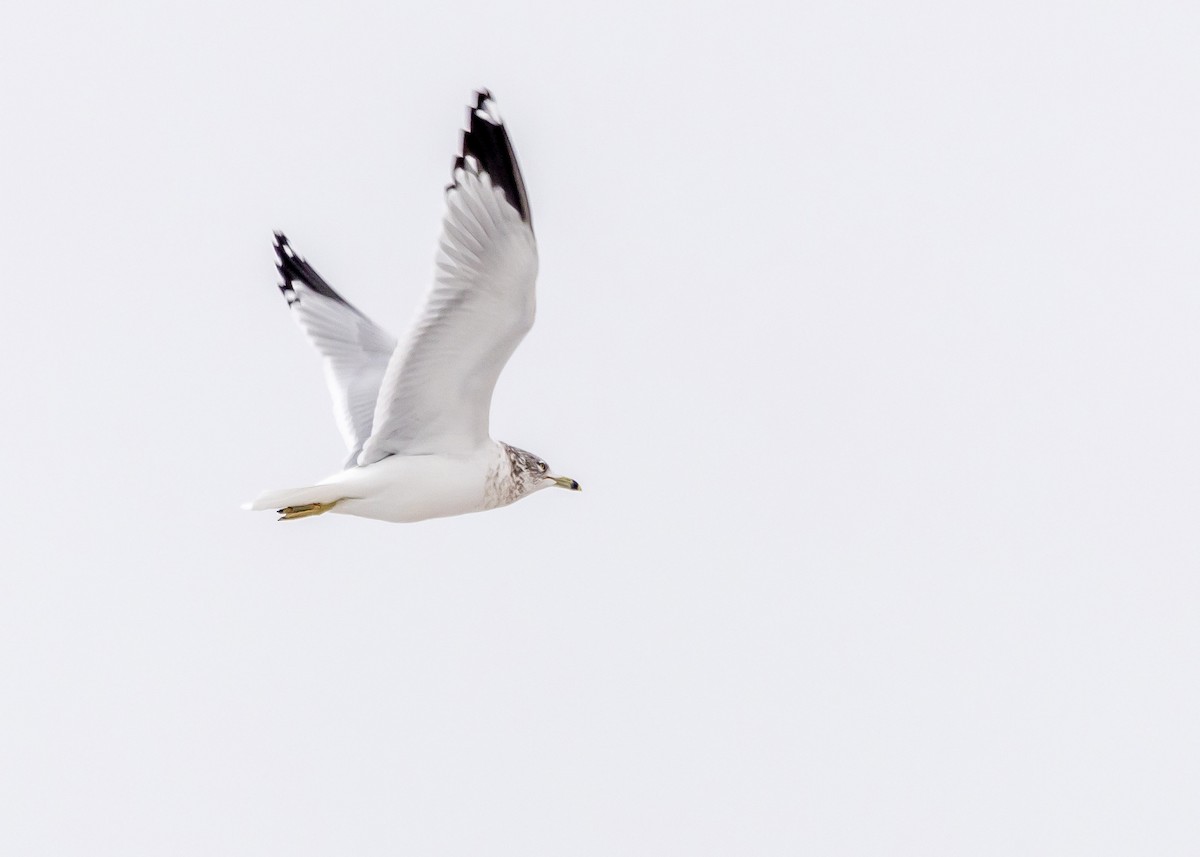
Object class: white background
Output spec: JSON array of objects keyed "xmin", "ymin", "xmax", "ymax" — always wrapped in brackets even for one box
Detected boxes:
[{"xmin": 2, "ymin": 1, "xmax": 1198, "ymax": 854}]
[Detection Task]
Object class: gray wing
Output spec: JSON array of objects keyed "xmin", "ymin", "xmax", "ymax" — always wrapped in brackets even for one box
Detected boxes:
[
  {"xmin": 358, "ymin": 91, "xmax": 537, "ymax": 464},
  {"xmin": 273, "ymin": 232, "xmax": 397, "ymax": 467}
]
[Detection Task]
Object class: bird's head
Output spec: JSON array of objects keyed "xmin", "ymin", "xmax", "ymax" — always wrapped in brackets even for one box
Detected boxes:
[{"xmin": 504, "ymin": 444, "xmax": 581, "ymax": 496}]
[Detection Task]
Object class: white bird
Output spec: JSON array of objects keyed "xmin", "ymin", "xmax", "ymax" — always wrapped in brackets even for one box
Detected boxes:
[{"xmin": 245, "ymin": 90, "xmax": 580, "ymax": 523}]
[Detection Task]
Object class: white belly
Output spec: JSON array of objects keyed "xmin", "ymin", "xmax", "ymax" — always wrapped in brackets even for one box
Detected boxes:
[{"xmin": 321, "ymin": 445, "xmax": 503, "ymax": 523}]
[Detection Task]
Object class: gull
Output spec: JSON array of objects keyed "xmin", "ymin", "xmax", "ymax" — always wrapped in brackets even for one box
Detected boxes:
[{"xmin": 245, "ymin": 90, "xmax": 580, "ymax": 522}]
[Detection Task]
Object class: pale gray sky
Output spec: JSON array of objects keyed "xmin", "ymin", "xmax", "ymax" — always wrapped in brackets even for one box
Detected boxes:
[{"xmin": 2, "ymin": 1, "xmax": 1198, "ymax": 854}]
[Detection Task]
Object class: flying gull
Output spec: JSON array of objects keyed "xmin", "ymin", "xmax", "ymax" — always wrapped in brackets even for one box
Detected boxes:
[{"xmin": 245, "ymin": 90, "xmax": 580, "ymax": 522}]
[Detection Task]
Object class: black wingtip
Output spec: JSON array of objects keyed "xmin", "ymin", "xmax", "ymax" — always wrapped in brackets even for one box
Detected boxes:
[
  {"xmin": 270, "ymin": 232, "xmax": 360, "ymax": 314},
  {"xmin": 272, "ymin": 231, "xmax": 298, "ymax": 305},
  {"xmin": 448, "ymin": 89, "xmax": 532, "ymax": 225},
  {"xmin": 272, "ymin": 231, "xmax": 294, "ymax": 267}
]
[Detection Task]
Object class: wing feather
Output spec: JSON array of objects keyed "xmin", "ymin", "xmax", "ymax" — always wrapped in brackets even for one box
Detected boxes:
[
  {"xmin": 273, "ymin": 232, "xmax": 397, "ymax": 466},
  {"xmin": 359, "ymin": 91, "xmax": 537, "ymax": 463}
]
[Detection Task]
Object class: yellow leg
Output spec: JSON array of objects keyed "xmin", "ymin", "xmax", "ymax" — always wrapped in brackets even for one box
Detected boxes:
[{"xmin": 277, "ymin": 500, "xmax": 341, "ymax": 521}]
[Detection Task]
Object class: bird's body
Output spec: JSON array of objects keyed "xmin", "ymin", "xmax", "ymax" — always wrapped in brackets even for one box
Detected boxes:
[
  {"xmin": 245, "ymin": 91, "xmax": 579, "ymax": 523},
  {"xmin": 253, "ymin": 443, "xmax": 502, "ymax": 524}
]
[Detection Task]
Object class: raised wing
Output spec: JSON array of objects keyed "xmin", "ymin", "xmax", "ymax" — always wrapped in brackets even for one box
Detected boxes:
[
  {"xmin": 358, "ymin": 90, "xmax": 538, "ymax": 464},
  {"xmin": 273, "ymin": 232, "xmax": 397, "ymax": 467}
]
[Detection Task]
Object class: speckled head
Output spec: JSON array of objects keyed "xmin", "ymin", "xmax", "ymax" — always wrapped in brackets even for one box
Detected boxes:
[{"xmin": 502, "ymin": 443, "xmax": 581, "ymax": 496}]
